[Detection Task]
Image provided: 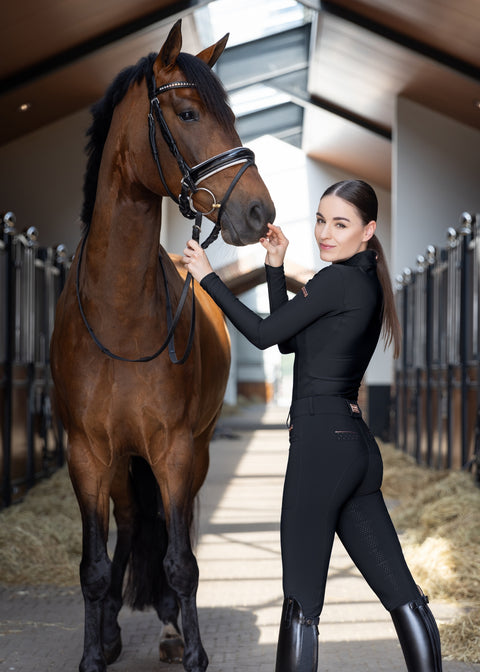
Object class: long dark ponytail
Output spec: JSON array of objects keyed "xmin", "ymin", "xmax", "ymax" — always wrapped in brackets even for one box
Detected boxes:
[{"xmin": 321, "ymin": 179, "xmax": 401, "ymax": 358}]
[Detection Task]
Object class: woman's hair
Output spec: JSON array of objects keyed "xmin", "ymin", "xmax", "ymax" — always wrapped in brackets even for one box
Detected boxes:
[{"xmin": 321, "ymin": 179, "xmax": 401, "ymax": 358}]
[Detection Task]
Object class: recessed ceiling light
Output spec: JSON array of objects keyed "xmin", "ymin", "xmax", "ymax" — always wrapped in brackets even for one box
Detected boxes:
[
  {"xmin": 18, "ymin": 102, "xmax": 32, "ymax": 112},
  {"xmin": 474, "ymin": 99, "xmax": 480, "ymax": 110}
]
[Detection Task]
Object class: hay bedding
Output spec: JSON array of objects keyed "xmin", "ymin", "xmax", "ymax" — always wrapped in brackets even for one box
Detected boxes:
[
  {"xmin": 0, "ymin": 467, "xmax": 81, "ymax": 585},
  {"xmin": 380, "ymin": 442, "xmax": 480, "ymax": 663},
  {"xmin": 0, "ymin": 445, "xmax": 479, "ymax": 662}
]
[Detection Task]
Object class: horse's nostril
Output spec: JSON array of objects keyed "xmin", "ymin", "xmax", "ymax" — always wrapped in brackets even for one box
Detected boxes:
[{"xmin": 248, "ymin": 202, "xmax": 267, "ymax": 235}]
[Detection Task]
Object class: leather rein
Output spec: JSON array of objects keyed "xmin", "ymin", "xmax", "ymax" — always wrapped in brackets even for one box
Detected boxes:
[{"xmin": 76, "ymin": 69, "xmax": 255, "ymax": 364}]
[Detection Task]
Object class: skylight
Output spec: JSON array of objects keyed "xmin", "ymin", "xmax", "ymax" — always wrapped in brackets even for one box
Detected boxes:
[
  {"xmin": 197, "ymin": 0, "xmax": 308, "ymax": 48},
  {"xmin": 229, "ymin": 84, "xmax": 290, "ymax": 117}
]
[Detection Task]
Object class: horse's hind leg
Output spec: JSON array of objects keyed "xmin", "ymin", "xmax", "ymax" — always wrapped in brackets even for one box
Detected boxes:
[
  {"xmin": 122, "ymin": 456, "xmax": 184, "ymax": 663},
  {"xmin": 102, "ymin": 458, "xmax": 134, "ymax": 664},
  {"xmin": 69, "ymin": 444, "xmax": 112, "ymax": 672}
]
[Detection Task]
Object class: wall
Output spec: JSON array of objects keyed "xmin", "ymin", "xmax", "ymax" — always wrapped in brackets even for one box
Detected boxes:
[
  {"xmin": 0, "ymin": 109, "xmax": 90, "ymax": 255},
  {"xmin": 393, "ymin": 97, "xmax": 480, "ymax": 278}
]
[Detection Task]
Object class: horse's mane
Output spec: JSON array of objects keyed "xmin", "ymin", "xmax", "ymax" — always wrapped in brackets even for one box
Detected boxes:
[{"xmin": 80, "ymin": 51, "xmax": 235, "ymax": 233}]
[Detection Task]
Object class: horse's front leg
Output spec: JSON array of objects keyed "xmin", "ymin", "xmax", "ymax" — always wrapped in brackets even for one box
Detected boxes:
[
  {"xmin": 69, "ymin": 444, "xmax": 112, "ymax": 672},
  {"xmin": 103, "ymin": 458, "xmax": 134, "ymax": 664},
  {"xmin": 153, "ymin": 431, "xmax": 209, "ymax": 672}
]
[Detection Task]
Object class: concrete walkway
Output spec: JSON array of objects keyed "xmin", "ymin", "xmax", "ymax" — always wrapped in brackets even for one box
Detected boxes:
[{"xmin": 0, "ymin": 403, "xmax": 479, "ymax": 672}]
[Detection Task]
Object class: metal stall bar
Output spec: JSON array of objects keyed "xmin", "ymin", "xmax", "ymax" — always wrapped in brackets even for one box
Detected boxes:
[
  {"xmin": 473, "ymin": 213, "xmax": 480, "ymax": 483},
  {"xmin": 1, "ymin": 213, "xmax": 16, "ymax": 507},
  {"xmin": 406, "ymin": 267, "xmax": 417, "ymax": 460},
  {"xmin": 458, "ymin": 214, "xmax": 473, "ymax": 468},
  {"xmin": 438, "ymin": 249, "xmax": 449, "ymax": 469},
  {"xmin": 446, "ymin": 227, "xmax": 462, "ymax": 468},
  {"xmin": 35, "ymin": 246, "xmax": 52, "ymax": 476},
  {"xmin": 35, "ymin": 244, "xmax": 69, "ymax": 473},
  {"xmin": 398, "ymin": 267, "xmax": 414, "ymax": 455},
  {"xmin": 424, "ymin": 246, "xmax": 436, "ymax": 466},
  {"xmin": 13, "ymin": 227, "xmax": 39, "ymax": 491},
  {"xmin": 394, "ymin": 275, "xmax": 404, "ymax": 452},
  {"xmin": 51, "ymin": 244, "xmax": 69, "ymax": 468},
  {"xmin": 413, "ymin": 254, "xmax": 428, "ymax": 463}
]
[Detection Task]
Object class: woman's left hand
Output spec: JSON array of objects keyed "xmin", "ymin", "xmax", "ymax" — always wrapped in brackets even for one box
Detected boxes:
[{"xmin": 182, "ymin": 239, "xmax": 213, "ymax": 282}]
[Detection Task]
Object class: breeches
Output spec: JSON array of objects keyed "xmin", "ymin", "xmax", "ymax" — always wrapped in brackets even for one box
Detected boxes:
[{"xmin": 281, "ymin": 396, "xmax": 420, "ymax": 618}]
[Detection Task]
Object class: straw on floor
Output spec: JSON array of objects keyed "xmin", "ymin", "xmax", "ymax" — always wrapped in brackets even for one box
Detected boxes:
[{"xmin": 380, "ymin": 441, "xmax": 480, "ymax": 662}]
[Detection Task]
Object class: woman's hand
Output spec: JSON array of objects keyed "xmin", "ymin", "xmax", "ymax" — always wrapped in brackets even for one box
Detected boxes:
[
  {"xmin": 182, "ymin": 239, "xmax": 213, "ymax": 282},
  {"xmin": 260, "ymin": 223, "xmax": 289, "ymax": 267}
]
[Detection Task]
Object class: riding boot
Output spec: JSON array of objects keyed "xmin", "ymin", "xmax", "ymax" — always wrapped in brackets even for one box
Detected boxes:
[
  {"xmin": 275, "ymin": 596, "xmax": 319, "ymax": 672},
  {"xmin": 390, "ymin": 589, "xmax": 442, "ymax": 672}
]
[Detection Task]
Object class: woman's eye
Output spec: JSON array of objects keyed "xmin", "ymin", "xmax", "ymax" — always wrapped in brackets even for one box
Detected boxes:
[{"xmin": 178, "ymin": 110, "xmax": 199, "ymax": 122}]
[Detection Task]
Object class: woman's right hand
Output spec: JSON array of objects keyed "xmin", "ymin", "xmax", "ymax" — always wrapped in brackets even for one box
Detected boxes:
[{"xmin": 260, "ymin": 223, "xmax": 289, "ymax": 267}]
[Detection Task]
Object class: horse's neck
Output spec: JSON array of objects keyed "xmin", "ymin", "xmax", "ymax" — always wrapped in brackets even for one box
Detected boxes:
[{"xmin": 84, "ymin": 199, "xmax": 163, "ymax": 308}]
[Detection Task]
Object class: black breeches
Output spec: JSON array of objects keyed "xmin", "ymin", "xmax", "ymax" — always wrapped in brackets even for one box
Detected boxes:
[{"xmin": 281, "ymin": 396, "xmax": 420, "ymax": 619}]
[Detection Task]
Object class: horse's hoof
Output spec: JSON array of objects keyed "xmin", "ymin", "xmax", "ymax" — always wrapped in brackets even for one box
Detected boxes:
[
  {"xmin": 159, "ymin": 636, "xmax": 184, "ymax": 663},
  {"xmin": 103, "ymin": 633, "xmax": 122, "ymax": 665}
]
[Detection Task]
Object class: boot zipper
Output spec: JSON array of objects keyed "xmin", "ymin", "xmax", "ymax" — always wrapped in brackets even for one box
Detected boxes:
[{"xmin": 411, "ymin": 602, "xmax": 442, "ymax": 671}]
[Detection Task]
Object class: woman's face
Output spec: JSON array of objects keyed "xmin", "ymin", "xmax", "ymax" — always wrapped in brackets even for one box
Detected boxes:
[{"xmin": 315, "ymin": 194, "xmax": 376, "ymax": 263}]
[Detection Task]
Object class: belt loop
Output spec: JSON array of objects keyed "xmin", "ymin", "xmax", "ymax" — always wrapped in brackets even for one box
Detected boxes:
[
  {"xmin": 308, "ymin": 397, "xmax": 314, "ymax": 415},
  {"xmin": 346, "ymin": 399, "xmax": 362, "ymax": 417}
]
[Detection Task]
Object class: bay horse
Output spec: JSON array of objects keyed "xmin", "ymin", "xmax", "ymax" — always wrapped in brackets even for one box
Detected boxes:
[{"xmin": 50, "ymin": 19, "xmax": 275, "ymax": 672}]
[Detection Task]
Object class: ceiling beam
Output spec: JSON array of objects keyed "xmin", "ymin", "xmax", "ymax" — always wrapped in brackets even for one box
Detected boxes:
[
  {"xmin": 0, "ymin": 0, "xmax": 210, "ymax": 96},
  {"xmin": 260, "ymin": 70, "xmax": 392, "ymax": 139},
  {"xmin": 320, "ymin": 0, "xmax": 480, "ymax": 81}
]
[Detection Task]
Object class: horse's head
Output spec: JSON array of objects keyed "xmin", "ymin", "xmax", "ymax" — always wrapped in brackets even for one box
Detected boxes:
[{"xmin": 113, "ymin": 19, "xmax": 275, "ymax": 246}]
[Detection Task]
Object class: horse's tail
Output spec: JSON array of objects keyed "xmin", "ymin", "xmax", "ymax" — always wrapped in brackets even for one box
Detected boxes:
[{"xmin": 124, "ymin": 456, "xmax": 170, "ymax": 611}]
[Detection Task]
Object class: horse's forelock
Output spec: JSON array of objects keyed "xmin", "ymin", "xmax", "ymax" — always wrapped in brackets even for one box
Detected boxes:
[{"xmin": 176, "ymin": 52, "xmax": 235, "ymax": 131}]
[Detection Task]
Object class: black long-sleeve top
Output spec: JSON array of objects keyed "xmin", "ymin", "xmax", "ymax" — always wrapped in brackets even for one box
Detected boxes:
[{"xmin": 200, "ymin": 249, "xmax": 383, "ymax": 401}]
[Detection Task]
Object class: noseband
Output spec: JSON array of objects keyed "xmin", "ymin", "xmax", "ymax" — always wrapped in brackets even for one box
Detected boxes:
[{"xmin": 147, "ymin": 74, "xmax": 255, "ymax": 248}]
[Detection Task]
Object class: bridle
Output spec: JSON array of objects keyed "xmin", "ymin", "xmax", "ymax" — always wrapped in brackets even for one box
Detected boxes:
[
  {"xmin": 76, "ymin": 67, "xmax": 256, "ymax": 364},
  {"xmin": 147, "ymin": 75, "xmax": 255, "ymax": 246}
]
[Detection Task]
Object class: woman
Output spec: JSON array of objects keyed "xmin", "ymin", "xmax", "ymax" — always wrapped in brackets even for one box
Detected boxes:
[{"xmin": 183, "ymin": 179, "xmax": 442, "ymax": 672}]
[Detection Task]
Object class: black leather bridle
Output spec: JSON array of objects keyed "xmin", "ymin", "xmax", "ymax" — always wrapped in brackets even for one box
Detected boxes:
[
  {"xmin": 147, "ymin": 74, "xmax": 255, "ymax": 247},
  {"xmin": 76, "ymin": 68, "xmax": 256, "ymax": 364}
]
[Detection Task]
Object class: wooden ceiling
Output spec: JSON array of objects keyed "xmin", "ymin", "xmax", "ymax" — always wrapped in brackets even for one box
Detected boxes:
[
  {"xmin": 1, "ymin": 0, "xmax": 479, "ymax": 189},
  {"xmin": 303, "ymin": 0, "xmax": 480, "ymax": 186}
]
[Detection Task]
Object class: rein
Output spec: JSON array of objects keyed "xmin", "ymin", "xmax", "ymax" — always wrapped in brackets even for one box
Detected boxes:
[
  {"xmin": 77, "ymin": 69, "xmax": 256, "ymax": 364},
  {"xmin": 75, "ymin": 212, "xmax": 203, "ymax": 364}
]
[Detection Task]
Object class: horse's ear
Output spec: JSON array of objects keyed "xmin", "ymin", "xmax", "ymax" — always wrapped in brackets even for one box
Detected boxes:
[
  {"xmin": 196, "ymin": 33, "xmax": 229, "ymax": 68},
  {"xmin": 155, "ymin": 19, "xmax": 183, "ymax": 70}
]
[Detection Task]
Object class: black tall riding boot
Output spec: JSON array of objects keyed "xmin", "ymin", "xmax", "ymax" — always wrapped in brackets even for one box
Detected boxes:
[
  {"xmin": 275, "ymin": 596, "xmax": 319, "ymax": 672},
  {"xmin": 390, "ymin": 590, "xmax": 442, "ymax": 671}
]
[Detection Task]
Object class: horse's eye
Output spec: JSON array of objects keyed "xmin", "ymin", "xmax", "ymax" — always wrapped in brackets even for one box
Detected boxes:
[{"xmin": 178, "ymin": 110, "xmax": 199, "ymax": 122}]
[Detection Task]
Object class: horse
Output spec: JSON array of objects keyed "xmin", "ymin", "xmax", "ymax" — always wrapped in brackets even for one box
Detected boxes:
[{"xmin": 50, "ymin": 19, "xmax": 275, "ymax": 672}]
